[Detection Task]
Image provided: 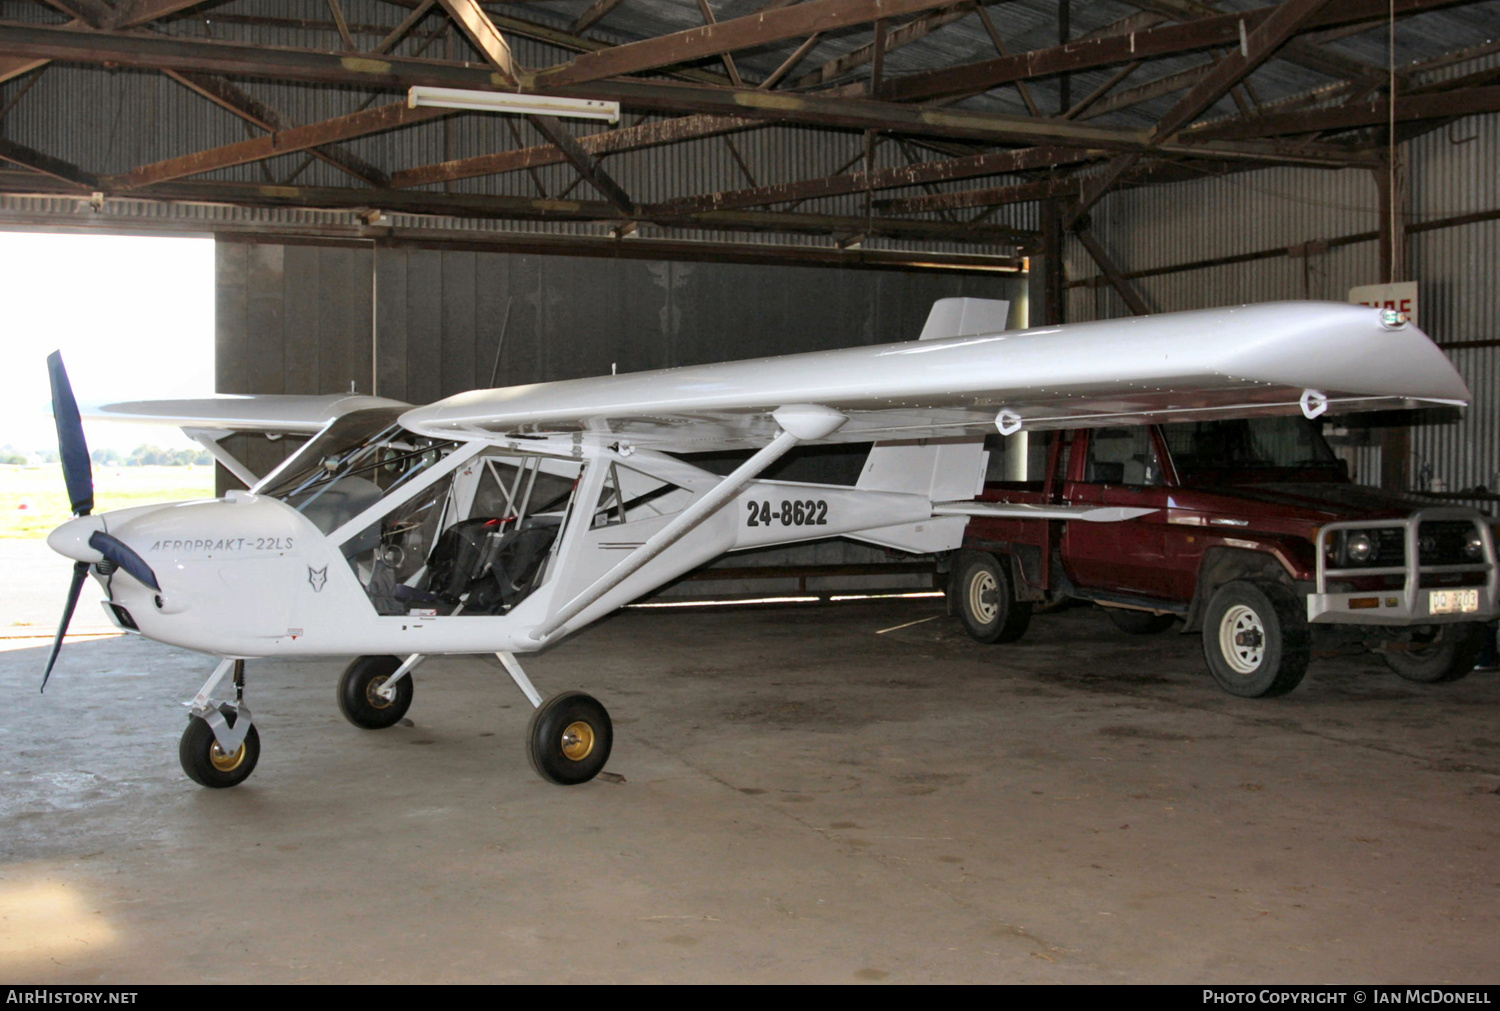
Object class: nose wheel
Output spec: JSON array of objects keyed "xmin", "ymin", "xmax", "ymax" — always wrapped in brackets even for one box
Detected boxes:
[{"xmin": 180, "ymin": 702, "xmax": 260, "ymax": 788}]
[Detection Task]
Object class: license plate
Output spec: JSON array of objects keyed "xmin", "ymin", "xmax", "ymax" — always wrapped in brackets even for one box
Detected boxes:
[{"xmin": 1429, "ymin": 589, "xmax": 1480, "ymax": 615}]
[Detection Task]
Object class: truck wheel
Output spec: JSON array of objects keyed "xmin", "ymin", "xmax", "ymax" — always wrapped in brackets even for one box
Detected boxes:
[
  {"xmin": 1202, "ymin": 580, "xmax": 1309, "ymax": 698},
  {"xmin": 955, "ymin": 553, "xmax": 1031, "ymax": 644},
  {"xmin": 1382, "ymin": 623, "xmax": 1485, "ymax": 683},
  {"xmin": 1103, "ymin": 607, "xmax": 1177, "ymax": 635}
]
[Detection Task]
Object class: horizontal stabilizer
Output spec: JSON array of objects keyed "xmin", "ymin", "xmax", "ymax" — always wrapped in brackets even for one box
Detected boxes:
[
  {"xmin": 846, "ymin": 516, "xmax": 968, "ymax": 555},
  {"xmin": 933, "ymin": 502, "xmax": 1158, "ymax": 523}
]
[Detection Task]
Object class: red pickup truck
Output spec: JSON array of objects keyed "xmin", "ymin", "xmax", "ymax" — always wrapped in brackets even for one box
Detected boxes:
[{"xmin": 949, "ymin": 416, "xmax": 1499, "ymax": 696}]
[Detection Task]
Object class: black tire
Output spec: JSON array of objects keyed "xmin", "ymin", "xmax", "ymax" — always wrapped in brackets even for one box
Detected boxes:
[
  {"xmin": 180, "ymin": 704, "xmax": 260, "ymax": 789},
  {"xmin": 954, "ymin": 552, "xmax": 1032, "ymax": 645},
  {"xmin": 1103, "ymin": 607, "xmax": 1177, "ymax": 635},
  {"xmin": 527, "ymin": 691, "xmax": 612, "ymax": 786},
  {"xmin": 338, "ymin": 655, "xmax": 414, "ymax": 730},
  {"xmin": 1201, "ymin": 580, "xmax": 1310, "ymax": 698},
  {"xmin": 1382, "ymin": 622, "xmax": 1485, "ymax": 683}
]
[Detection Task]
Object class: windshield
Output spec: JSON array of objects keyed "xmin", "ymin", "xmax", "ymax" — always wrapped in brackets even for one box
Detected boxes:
[
  {"xmin": 1162, "ymin": 416, "xmax": 1341, "ymax": 483},
  {"xmin": 256, "ymin": 408, "xmax": 457, "ymax": 534}
]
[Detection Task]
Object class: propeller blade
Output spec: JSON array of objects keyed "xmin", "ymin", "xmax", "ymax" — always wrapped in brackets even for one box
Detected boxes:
[
  {"xmin": 41, "ymin": 561, "xmax": 90, "ymax": 693},
  {"xmin": 47, "ymin": 351, "xmax": 93, "ymax": 517},
  {"xmin": 88, "ymin": 531, "xmax": 160, "ymax": 592}
]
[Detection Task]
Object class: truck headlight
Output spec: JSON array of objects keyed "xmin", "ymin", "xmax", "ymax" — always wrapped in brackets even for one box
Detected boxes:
[
  {"xmin": 1465, "ymin": 531, "xmax": 1485, "ymax": 560},
  {"xmin": 1346, "ymin": 531, "xmax": 1375, "ymax": 563}
]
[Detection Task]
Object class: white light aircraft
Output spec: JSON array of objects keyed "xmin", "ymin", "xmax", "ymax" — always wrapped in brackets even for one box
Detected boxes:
[{"xmin": 41, "ymin": 299, "xmax": 1468, "ymax": 789}]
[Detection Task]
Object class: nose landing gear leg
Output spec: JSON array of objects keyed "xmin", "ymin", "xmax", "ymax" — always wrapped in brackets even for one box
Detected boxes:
[{"xmin": 180, "ymin": 657, "xmax": 260, "ymax": 788}]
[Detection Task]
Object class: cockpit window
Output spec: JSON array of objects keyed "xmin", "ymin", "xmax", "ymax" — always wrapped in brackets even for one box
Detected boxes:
[{"xmin": 256, "ymin": 408, "xmax": 456, "ymax": 534}]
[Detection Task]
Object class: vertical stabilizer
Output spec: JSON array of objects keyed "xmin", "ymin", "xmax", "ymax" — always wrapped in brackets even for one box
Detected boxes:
[
  {"xmin": 918, "ymin": 297, "xmax": 1011, "ymax": 341},
  {"xmin": 857, "ymin": 437, "xmax": 987, "ymax": 502}
]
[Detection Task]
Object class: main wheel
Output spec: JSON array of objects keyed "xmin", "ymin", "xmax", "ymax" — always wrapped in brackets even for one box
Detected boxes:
[
  {"xmin": 1382, "ymin": 622, "xmax": 1485, "ymax": 683},
  {"xmin": 1201, "ymin": 580, "xmax": 1310, "ymax": 698},
  {"xmin": 527, "ymin": 691, "xmax": 612, "ymax": 786},
  {"xmin": 180, "ymin": 704, "xmax": 260, "ymax": 789},
  {"xmin": 954, "ymin": 552, "xmax": 1032, "ymax": 644},
  {"xmin": 338, "ymin": 655, "xmax": 414, "ymax": 729},
  {"xmin": 1103, "ymin": 607, "xmax": 1177, "ymax": 635}
]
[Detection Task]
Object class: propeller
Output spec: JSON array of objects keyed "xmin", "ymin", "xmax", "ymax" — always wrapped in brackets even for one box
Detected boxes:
[
  {"xmin": 88, "ymin": 531, "xmax": 160, "ymax": 592},
  {"xmin": 41, "ymin": 352, "xmax": 94, "ymax": 693},
  {"xmin": 47, "ymin": 351, "xmax": 93, "ymax": 518},
  {"xmin": 40, "ymin": 563, "xmax": 89, "ymax": 694}
]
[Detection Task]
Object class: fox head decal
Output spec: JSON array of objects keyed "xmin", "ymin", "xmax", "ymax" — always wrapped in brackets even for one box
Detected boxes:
[{"xmin": 307, "ymin": 565, "xmax": 327, "ymax": 592}]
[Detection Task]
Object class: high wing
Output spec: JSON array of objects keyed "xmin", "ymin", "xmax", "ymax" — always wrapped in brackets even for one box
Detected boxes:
[
  {"xmin": 399, "ymin": 302, "xmax": 1468, "ymax": 451},
  {"xmin": 92, "ymin": 393, "xmax": 410, "ymax": 486},
  {"xmin": 93, "ymin": 393, "xmax": 410, "ymax": 433}
]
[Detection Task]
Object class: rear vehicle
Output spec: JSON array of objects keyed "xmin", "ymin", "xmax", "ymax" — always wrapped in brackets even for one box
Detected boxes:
[{"xmin": 950, "ymin": 417, "xmax": 1498, "ymax": 696}]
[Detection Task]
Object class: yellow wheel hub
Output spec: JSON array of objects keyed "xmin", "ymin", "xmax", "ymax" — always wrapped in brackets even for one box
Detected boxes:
[
  {"xmin": 209, "ymin": 741, "xmax": 246, "ymax": 773},
  {"xmin": 365, "ymin": 676, "xmax": 393, "ymax": 710},
  {"xmin": 560, "ymin": 721, "xmax": 595, "ymax": 761}
]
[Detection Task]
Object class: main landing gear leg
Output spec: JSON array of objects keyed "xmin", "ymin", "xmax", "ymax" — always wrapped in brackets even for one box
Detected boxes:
[
  {"xmin": 179, "ymin": 657, "xmax": 260, "ymax": 788},
  {"xmin": 497, "ymin": 652, "xmax": 612, "ymax": 786}
]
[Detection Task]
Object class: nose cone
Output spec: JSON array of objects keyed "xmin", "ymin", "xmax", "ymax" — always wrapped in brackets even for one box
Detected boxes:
[{"xmin": 47, "ymin": 515, "xmax": 106, "ymax": 563}]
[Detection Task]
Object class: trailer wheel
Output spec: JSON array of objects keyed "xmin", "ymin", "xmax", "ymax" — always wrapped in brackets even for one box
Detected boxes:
[
  {"xmin": 1202, "ymin": 580, "xmax": 1309, "ymax": 697},
  {"xmin": 1382, "ymin": 622, "xmax": 1485, "ymax": 683},
  {"xmin": 955, "ymin": 553, "xmax": 1031, "ymax": 645}
]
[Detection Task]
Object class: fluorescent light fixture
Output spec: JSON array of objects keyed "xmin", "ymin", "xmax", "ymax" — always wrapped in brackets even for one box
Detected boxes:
[{"xmin": 407, "ymin": 86, "xmax": 620, "ymax": 123}]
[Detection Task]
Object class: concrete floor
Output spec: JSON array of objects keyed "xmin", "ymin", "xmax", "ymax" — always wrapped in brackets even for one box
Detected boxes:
[{"xmin": 1, "ymin": 596, "xmax": 1498, "ymax": 984}]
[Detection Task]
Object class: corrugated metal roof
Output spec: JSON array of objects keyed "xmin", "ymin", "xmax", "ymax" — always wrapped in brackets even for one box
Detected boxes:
[{"xmin": 0, "ymin": 0, "xmax": 1497, "ymax": 254}]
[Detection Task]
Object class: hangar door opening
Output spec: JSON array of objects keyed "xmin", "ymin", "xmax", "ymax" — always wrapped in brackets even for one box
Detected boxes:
[{"xmin": 0, "ymin": 230, "xmax": 214, "ymax": 636}]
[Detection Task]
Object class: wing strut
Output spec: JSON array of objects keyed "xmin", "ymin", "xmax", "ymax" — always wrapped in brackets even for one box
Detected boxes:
[
  {"xmin": 184, "ymin": 427, "xmax": 260, "ymax": 488},
  {"xmin": 528, "ymin": 404, "xmax": 846, "ymax": 642}
]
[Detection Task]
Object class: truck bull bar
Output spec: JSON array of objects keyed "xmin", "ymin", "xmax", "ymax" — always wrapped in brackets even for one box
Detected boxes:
[{"xmin": 1308, "ymin": 508, "xmax": 1500, "ymax": 625}]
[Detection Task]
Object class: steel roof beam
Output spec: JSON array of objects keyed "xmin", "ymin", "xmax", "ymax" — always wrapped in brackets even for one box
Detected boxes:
[
  {"xmin": 0, "ymin": 136, "xmax": 97, "ymax": 188},
  {"xmin": 115, "ymin": 0, "xmax": 222, "ymax": 29},
  {"xmin": 163, "ymin": 70, "xmax": 392, "ymax": 187},
  {"xmin": 572, "ymin": 0, "xmax": 625, "ymax": 34},
  {"xmin": 1073, "ymin": 226, "xmax": 1149, "ymax": 314},
  {"xmin": 1186, "ymin": 84, "xmax": 1500, "ymax": 140},
  {"xmin": 535, "ymin": 0, "xmax": 969, "ymax": 88},
  {"xmin": 435, "ymin": 0, "xmax": 518, "ymax": 83},
  {"xmin": 390, "ymin": 113, "xmax": 758, "ymax": 189},
  {"xmin": 524, "ymin": 114, "xmax": 636, "ymax": 215},
  {"xmin": 877, "ymin": 0, "xmax": 1475, "ymax": 103},
  {"xmin": 1064, "ymin": 0, "xmax": 1339, "ymax": 226},
  {"xmin": 35, "ymin": 0, "xmax": 113, "ymax": 29},
  {"xmin": 793, "ymin": 2, "xmax": 974, "ymax": 88},
  {"xmin": 0, "ymin": 22, "xmax": 1369, "ymax": 165},
  {"xmin": 649, "ymin": 144, "xmax": 1100, "ymax": 215},
  {"xmin": 877, "ymin": 157, "xmax": 1233, "ymax": 213},
  {"xmin": 110, "ymin": 101, "xmax": 446, "ymax": 189},
  {"xmin": 0, "ymin": 172, "xmax": 1036, "ymax": 245}
]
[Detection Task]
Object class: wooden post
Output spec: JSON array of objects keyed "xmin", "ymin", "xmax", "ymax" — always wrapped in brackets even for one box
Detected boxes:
[{"xmin": 1042, "ymin": 200, "xmax": 1066, "ymax": 325}]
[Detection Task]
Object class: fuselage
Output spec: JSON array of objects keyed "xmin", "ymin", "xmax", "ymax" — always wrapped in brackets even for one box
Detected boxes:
[{"xmin": 47, "ymin": 441, "xmax": 946, "ymax": 659}]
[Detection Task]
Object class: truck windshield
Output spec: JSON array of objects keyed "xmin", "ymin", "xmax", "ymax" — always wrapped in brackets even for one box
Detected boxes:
[{"xmin": 1162, "ymin": 416, "xmax": 1341, "ymax": 483}]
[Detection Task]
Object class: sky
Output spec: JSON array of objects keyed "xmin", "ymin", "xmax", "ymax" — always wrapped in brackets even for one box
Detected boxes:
[{"xmin": 0, "ymin": 231, "xmax": 214, "ymax": 455}]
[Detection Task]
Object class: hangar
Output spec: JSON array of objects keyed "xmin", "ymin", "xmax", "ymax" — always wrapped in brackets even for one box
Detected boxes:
[{"xmin": 2, "ymin": 0, "xmax": 1498, "ymax": 983}]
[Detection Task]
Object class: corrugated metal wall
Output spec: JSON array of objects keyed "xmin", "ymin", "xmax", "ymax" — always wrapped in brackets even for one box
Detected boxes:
[
  {"xmin": 217, "ymin": 238, "xmax": 1025, "ymax": 402},
  {"xmin": 1061, "ymin": 111, "xmax": 1500, "ymax": 500}
]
